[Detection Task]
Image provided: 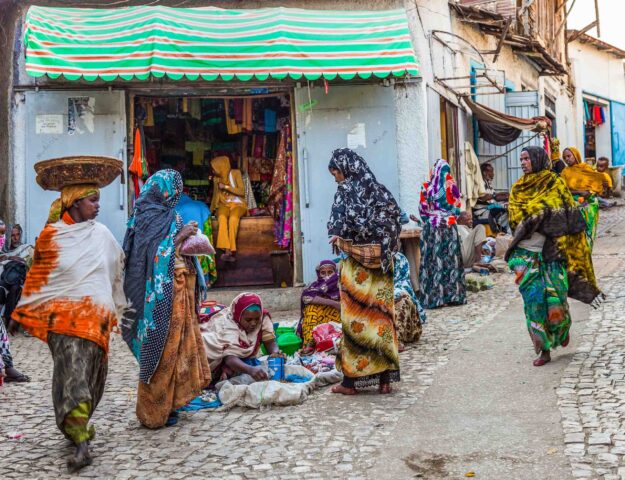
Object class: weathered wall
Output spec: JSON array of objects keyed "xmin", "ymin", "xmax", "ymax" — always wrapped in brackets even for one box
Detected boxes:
[{"xmin": 569, "ymin": 40, "xmax": 625, "ymax": 160}]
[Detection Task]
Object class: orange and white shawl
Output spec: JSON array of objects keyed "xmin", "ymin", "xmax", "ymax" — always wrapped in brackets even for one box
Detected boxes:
[{"xmin": 13, "ymin": 217, "xmax": 127, "ymax": 353}]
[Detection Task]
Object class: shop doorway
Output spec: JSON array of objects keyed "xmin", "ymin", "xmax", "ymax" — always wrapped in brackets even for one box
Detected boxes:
[
  {"xmin": 584, "ymin": 98, "xmax": 608, "ymax": 163},
  {"xmin": 130, "ymin": 93, "xmax": 295, "ymax": 289}
]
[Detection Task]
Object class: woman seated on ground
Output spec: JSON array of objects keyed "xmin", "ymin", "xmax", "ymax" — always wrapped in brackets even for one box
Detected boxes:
[
  {"xmin": 297, "ymin": 260, "xmax": 341, "ymax": 351},
  {"xmin": 201, "ymin": 293, "xmax": 283, "ymax": 382},
  {"xmin": 393, "ymin": 252, "xmax": 426, "ymax": 348}
]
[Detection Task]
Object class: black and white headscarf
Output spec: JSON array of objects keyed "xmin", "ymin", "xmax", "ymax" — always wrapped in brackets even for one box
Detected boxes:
[{"xmin": 327, "ymin": 148, "xmax": 401, "ymax": 273}]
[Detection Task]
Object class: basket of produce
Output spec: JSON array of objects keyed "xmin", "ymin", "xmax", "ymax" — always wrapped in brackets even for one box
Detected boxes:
[{"xmin": 34, "ymin": 156, "xmax": 123, "ymax": 191}]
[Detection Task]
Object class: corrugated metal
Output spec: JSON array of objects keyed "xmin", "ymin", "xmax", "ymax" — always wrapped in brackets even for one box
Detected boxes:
[{"xmin": 476, "ymin": 90, "xmax": 541, "ymax": 190}]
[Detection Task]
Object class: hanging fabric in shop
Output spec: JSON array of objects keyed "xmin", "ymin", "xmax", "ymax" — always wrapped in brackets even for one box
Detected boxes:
[
  {"xmin": 129, "ymin": 124, "xmax": 150, "ymax": 199},
  {"xmin": 268, "ymin": 123, "xmax": 294, "ymax": 249}
]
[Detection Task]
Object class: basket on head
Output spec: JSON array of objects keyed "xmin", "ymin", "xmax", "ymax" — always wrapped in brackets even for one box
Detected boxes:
[{"xmin": 34, "ymin": 156, "xmax": 123, "ymax": 192}]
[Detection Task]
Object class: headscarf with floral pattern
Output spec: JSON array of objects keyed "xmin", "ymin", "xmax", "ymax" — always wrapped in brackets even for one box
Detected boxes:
[{"xmin": 122, "ymin": 169, "xmax": 184, "ymax": 383}]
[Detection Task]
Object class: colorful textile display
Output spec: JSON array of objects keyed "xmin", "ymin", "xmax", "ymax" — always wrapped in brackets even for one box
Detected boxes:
[{"xmin": 268, "ymin": 123, "xmax": 294, "ymax": 248}]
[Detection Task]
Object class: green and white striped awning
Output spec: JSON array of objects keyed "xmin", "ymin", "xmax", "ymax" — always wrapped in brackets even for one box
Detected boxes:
[{"xmin": 24, "ymin": 6, "xmax": 420, "ymax": 82}]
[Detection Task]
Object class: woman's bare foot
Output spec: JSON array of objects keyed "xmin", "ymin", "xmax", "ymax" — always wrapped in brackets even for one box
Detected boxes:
[
  {"xmin": 67, "ymin": 441, "xmax": 92, "ymax": 473},
  {"xmin": 379, "ymin": 383, "xmax": 392, "ymax": 394},
  {"xmin": 331, "ymin": 384, "xmax": 357, "ymax": 395},
  {"xmin": 398, "ymin": 343, "xmax": 406, "ymax": 353},
  {"xmin": 533, "ymin": 350, "xmax": 551, "ymax": 367}
]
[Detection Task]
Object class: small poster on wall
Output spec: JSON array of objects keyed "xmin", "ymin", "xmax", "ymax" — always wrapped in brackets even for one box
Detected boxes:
[
  {"xmin": 35, "ymin": 114, "xmax": 63, "ymax": 134},
  {"xmin": 68, "ymin": 97, "xmax": 95, "ymax": 135}
]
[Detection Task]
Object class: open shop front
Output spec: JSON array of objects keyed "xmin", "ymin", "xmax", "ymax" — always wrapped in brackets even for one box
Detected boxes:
[
  {"xmin": 21, "ymin": 5, "xmax": 420, "ymax": 289},
  {"xmin": 130, "ymin": 92, "xmax": 295, "ymax": 289}
]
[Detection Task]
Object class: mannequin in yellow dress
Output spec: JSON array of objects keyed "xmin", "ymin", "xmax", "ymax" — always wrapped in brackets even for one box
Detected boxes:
[{"xmin": 210, "ymin": 156, "xmax": 247, "ymax": 262}]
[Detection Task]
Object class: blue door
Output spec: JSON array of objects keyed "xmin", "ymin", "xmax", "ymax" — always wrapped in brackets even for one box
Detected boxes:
[{"xmin": 611, "ymin": 101, "xmax": 625, "ymax": 167}]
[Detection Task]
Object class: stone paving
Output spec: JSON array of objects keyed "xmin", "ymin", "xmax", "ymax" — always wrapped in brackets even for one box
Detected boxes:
[
  {"xmin": 1, "ymin": 206, "xmax": 624, "ymax": 479},
  {"xmin": 556, "ymin": 206, "xmax": 625, "ymax": 480}
]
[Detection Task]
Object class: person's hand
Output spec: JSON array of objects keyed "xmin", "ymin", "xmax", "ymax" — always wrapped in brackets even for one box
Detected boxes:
[
  {"xmin": 495, "ymin": 192, "xmax": 509, "ymax": 202},
  {"xmin": 328, "ymin": 235, "xmax": 338, "ymax": 245},
  {"xmin": 409, "ymin": 214, "xmax": 420, "ymax": 223},
  {"xmin": 177, "ymin": 222, "xmax": 198, "ymax": 242},
  {"xmin": 248, "ymin": 366, "xmax": 269, "ymax": 381},
  {"xmin": 218, "ymin": 183, "xmax": 227, "ymax": 190}
]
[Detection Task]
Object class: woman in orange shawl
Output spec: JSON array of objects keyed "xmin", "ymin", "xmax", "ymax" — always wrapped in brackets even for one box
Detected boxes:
[
  {"xmin": 14, "ymin": 184, "xmax": 127, "ymax": 473},
  {"xmin": 561, "ymin": 147, "xmax": 603, "ymax": 249}
]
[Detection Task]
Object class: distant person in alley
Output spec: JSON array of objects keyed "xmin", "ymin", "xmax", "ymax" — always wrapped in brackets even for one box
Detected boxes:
[
  {"xmin": 505, "ymin": 146, "xmax": 604, "ymax": 367},
  {"xmin": 415, "ymin": 158, "xmax": 466, "ymax": 309},
  {"xmin": 327, "ymin": 148, "xmax": 401, "ymax": 395},
  {"xmin": 13, "ymin": 180, "xmax": 127, "ymax": 472}
]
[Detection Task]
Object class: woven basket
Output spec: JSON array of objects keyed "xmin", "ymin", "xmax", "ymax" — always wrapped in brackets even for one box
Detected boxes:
[{"xmin": 34, "ymin": 156, "xmax": 123, "ymax": 191}]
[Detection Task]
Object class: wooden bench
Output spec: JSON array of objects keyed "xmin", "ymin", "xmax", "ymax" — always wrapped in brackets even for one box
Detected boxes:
[{"xmin": 211, "ymin": 216, "xmax": 289, "ymax": 288}]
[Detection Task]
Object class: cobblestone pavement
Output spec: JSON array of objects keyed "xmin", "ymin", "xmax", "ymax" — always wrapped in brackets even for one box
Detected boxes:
[
  {"xmin": 557, "ymin": 206, "xmax": 625, "ymax": 480},
  {"xmin": 1, "ymin": 206, "xmax": 623, "ymax": 479}
]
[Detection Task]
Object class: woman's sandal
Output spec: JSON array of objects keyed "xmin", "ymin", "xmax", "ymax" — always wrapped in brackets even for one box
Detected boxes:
[
  {"xmin": 331, "ymin": 385, "xmax": 357, "ymax": 395},
  {"xmin": 379, "ymin": 383, "xmax": 392, "ymax": 394},
  {"xmin": 562, "ymin": 334, "xmax": 570, "ymax": 348},
  {"xmin": 5, "ymin": 373, "xmax": 30, "ymax": 383},
  {"xmin": 533, "ymin": 354, "xmax": 551, "ymax": 367}
]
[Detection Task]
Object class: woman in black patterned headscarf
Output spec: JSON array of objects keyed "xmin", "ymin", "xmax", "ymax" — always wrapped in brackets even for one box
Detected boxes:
[{"xmin": 327, "ymin": 148, "xmax": 402, "ymax": 395}]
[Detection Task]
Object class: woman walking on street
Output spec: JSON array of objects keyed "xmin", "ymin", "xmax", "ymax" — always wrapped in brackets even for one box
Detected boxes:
[
  {"xmin": 13, "ymin": 182, "xmax": 127, "ymax": 472},
  {"xmin": 561, "ymin": 146, "xmax": 604, "ymax": 250},
  {"xmin": 416, "ymin": 159, "xmax": 466, "ymax": 309},
  {"xmin": 506, "ymin": 147, "xmax": 603, "ymax": 367},
  {"xmin": 122, "ymin": 170, "xmax": 211, "ymax": 428},
  {"xmin": 327, "ymin": 148, "xmax": 401, "ymax": 395}
]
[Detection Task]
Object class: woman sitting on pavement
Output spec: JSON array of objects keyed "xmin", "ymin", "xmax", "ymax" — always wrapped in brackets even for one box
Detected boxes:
[
  {"xmin": 201, "ymin": 292, "xmax": 282, "ymax": 382},
  {"xmin": 506, "ymin": 146, "xmax": 603, "ymax": 367},
  {"xmin": 297, "ymin": 260, "xmax": 341, "ymax": 351},
  {"xmin": 393, "ymin": 252, "xmax": 426, "ymax": 347}
]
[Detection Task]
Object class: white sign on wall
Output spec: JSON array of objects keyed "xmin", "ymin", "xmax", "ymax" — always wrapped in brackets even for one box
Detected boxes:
[{"xmin": 35, "ymin": 114, "xmax": 63, "ymax": 134}]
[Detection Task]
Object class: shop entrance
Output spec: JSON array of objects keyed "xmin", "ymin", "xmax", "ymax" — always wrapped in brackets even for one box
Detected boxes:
[{"xmin": 130, "ymin": 92, "xmax": 295, "ymax": 289}]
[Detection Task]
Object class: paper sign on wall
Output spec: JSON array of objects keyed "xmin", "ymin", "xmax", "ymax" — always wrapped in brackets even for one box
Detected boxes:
[
  {"xmin": 347, "ymin": 123, "xmax": 366, "ymax": 149},
  {"xmin": 68, "ymin": 97, "xmax": 95, "ymax": 135},
  {"xmin": 35, "ymin": 114, "xmax": 63, "ymax": 134}
]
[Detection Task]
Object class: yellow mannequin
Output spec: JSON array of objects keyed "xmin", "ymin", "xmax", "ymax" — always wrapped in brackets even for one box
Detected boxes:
[{"xmin": 210, "ymin": 156, "xmax": 247, "ymax": 259}]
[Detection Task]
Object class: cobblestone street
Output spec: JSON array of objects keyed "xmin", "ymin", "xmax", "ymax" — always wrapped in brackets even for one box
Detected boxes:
[{"xmin": 2, "ymin": 206, "xmax": 625, "ymax": 480}]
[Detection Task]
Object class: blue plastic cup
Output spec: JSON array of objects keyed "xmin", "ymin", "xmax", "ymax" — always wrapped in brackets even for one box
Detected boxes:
[{"xmin": 267, "ymin": 357, "xmax": 285, "ymax": 381}]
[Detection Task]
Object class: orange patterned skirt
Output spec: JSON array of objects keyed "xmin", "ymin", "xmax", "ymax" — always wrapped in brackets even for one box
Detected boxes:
[{"xmin": 136, "ymin": 267, "xmax": 211, "ymax": 428}]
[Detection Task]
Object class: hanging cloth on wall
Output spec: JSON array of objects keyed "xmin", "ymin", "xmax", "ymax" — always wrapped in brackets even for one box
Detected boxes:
[
  {"xmin": 478, "ymin": 121, "xmax": 522, "ymax": 146},
  {"xmin": 584, "ymin": 100, "xmax": 591, "ymax": 124}
]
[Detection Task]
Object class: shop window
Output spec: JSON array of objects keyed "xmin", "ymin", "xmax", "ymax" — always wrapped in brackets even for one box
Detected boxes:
[{"xmin": 131, "ymin": 93, "xmax": 294, "ymax": 289}]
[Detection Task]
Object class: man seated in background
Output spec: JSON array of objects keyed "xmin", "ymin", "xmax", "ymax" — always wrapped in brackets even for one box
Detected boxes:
[
  {"xmin": 596, "ymin": 157, "xmax": 616, "ymax": 209},
  {"xmin": 457, "ymin": 211, "xmax": 492, "ymax": 271},
  {"xmin": 473, "ymin": 163, "xmax": 510, "ymax": 233}
]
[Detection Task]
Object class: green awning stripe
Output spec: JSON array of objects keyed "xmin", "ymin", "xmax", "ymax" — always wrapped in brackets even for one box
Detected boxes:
[{"xmin": 25, "ymin": 6, "xmax": 420, "ymax": 81}]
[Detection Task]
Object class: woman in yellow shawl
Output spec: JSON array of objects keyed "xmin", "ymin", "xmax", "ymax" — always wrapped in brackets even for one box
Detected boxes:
[
  {"xmin": 505, "ymin": 147, "xmax": 603, "ymax": 367},
  {"xmin": 561, "ymin": 147, "xmax": 604, "ymax": 249},
  {"xmin": 210, "ymin": 156, "xmax": 247, "ymax": 262}
]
